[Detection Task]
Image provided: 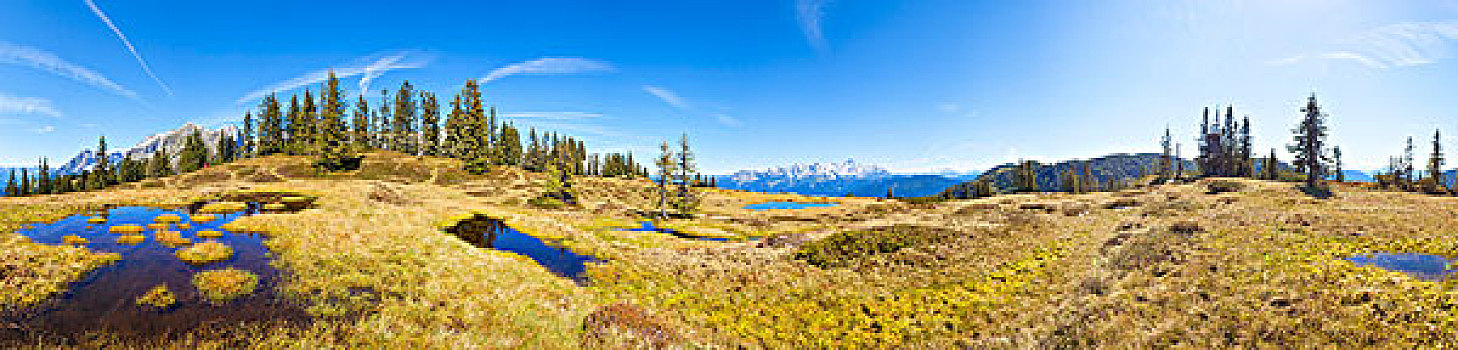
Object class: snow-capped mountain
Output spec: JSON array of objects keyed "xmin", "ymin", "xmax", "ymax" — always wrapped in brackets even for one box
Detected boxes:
[
  {"xmin": 720, "ymin": 160, "xmax": 977, "ymax": 198},
  {"xmin": 56, "ymin": 123, "xmax": 238, "ymax": 175},
  {"xmin": 729, "ymin": 159, "xmax": 890, "ymax": 184}
]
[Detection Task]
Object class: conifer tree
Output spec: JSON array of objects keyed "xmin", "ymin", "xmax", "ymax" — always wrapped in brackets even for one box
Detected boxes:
[
  {"xmin": 500, "ymin": 123, "xmax": 522, "ymax": 166},
  {"xmin": 315, "ymin": 70, "xmax": 354, "ymax": 171},
  {"xmin": 178, "ymin": 130, "xmax": 208, "ymax": 174},
  {"xmin": 18, "ymin": 169, "xmax": 29, "ymax": 196},
  {"xmin": 1240, "ymin": 116, "xmax": 1253, "ymax": 177},
  {"xmin": 420, "ymin": 91, "xmax": 441, "ymax": 156},
  {"xmin": 243, "ymin": 111, "xmax": 254, "ymax": 158},
  {"xmin": 459, "ymin": 80, "xmax": 491, "ymax": 174},
  {"xmin": 377, "ymin": 89, "xmax": 392, "ymax": 150},
  {"xmin": 1432, "ymin": 129, "xmax": 1447, "ymax": 191},
  {"xmin": 353, "ymin": 96, "xmax": 371, "ymax": 151},
  {"xmin": 1014, "ymin": 159, "xmax": 1039, "ymax": 192},
  {"xmin": 93, "ymin": 135, "xmax": 111, "ymax": 189},
  {"xmin": 655, "ymin": 141, "xmax": 678, "ymax": 218},
  {"xmin": 4, "ymin": 170, "xmax": 16, "ymax": 197},
  {"xmin": 302, "ymin": 89, "xmax": 318, "ymax": 154},
  {"xmin": 1161, "ymin": 126, "xmax": 1172, "ymax": 180},
  {"xmin": 1198, "ymin": 107, "xmax": 1210, "ymax": 174},
  {"xmin": 1333, "ymin": 146, "xmax": 1344, "ymax": 182},
  {"xmin": 217, "ymin": 133, "xmax": 236, "ymax": 164},
  {"xmin": 149, "ymin": 148, "xmax": 171, "ymax": 177},
  {"xmin": 286, "ymin": 95, "xmax": 302, "ymax": 154},
  {"xmin": 393, "ymin": 81, "xmax": 418, "ymax": 155},
  {"xmin": 1288, "ymin": 94, "xmax": 1330, "ymax": 188},
  {"xmin": 675, "ymin": 133, "xmax": 699, "ymax": 213},
  {"xmin": 443, "ymin": 94, "xmax": 464, "ymax": 158},
  {"xmin": 259, "ymin": 94, "xmax": 284, "ymax": 155},
  {"xmin": 35, "ymin": 157, "xmax": 50, "ymax": 195},
  {"xmin": 1404, "ymin": 136, "xmax": 1416, "ymax": 186}
]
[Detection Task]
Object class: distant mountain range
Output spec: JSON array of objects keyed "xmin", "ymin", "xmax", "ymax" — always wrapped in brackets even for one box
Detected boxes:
[
  {"xmin": 716, "ymin": 160, "xmax": 980, "ymax": 197},
  {"xmin": 54, "ymin": 123, "xmax": 238, "ymax": 175},
  {"xmin": 941, "ymin": 153, "xmax": 1195, "ymax": 197}
]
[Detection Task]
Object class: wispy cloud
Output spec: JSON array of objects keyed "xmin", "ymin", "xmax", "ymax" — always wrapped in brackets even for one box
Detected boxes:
[
  {"xmin": 84, "ymin": 0, "xmax": 171, "ymax": 96},
  {"xmin": 0, "ymin": 41, "xmax": 140, "ymax": 101},
  {"xmin": 32, "ymin": 125, "xmax": 55, "ymax": 134},
  {"xmin": 0, "ymin": 92, "xmax": 62, "ymax": 118},
  {"xmin": 480, "ymin": 57, "xmax": 614, "ymax": 85},
  {"xmin": 642, "ymin": 85, "xmax": 743, "ymax": 127},
  {"xmin": 643, "ymin": 85, "xmax": 690, "ymax": 110},
  {"xmin": 796, "ymin": 0, "xmax": 833, "ymax": 53},
  {"xmin": 236, "ymin": 51, "xmax": 429, "ymax": 105},
  {"xmin": 1272, "ymin": 21, "xmax": 1458, "ymax": 70},
  {"xmin": 500, "ymin": 112, "xmax": 605, "ymax": 120}
]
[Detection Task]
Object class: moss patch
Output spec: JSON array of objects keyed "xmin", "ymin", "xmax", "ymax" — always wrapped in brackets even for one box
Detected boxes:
[
  {"xmin": 176, "ymin": 241, "xmax": 234, "ymax": 265},
  {"xmin": 136, "ymin": 284, "xmax": 176, "ymax": 309},
  {"xmin": 193, "ymin": 268, "xmax": 259, "ymax": 304},
  {"xmin": 109, "ymin": 224, "xmax": 145, "ymax": 234},
  {"xmin": 116, "ymin": 235, "xmax": 146, "ymax": 245}
]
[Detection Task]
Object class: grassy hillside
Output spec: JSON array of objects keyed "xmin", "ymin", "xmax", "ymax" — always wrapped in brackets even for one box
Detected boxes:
[{"xmin": 5, "ymin": 152, "xmax": 1458, "ymax": 347}]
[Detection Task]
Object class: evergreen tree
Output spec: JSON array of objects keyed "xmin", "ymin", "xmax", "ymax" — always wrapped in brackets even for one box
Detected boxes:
[
  {"xmin": 655, "ymin": 141, "xmax": 678, "ymax": 218},
  {"xmin": 93, "ymin": 135, "xmax": 111, "ymax": 189},
  {"xmin": 1404, "ymin": 136, "xmax": 1416, "ymax": 186},
  {"xmin": 675, "ymin": 133, "xmax": 699, "ymax": 213},
  {"xmin": 178, "ymin": 130, "xmax": 208, "ymax": 174},
  {"xmin": 420, "ymin": 91, "xmax": 441, "ymax": 156},
  {"xmin": 315, "ymin": 70, "xmax": 354, "ymax": 171},
  {"xmin": 217, "ymin": 133, "xmax": 237, "ymax": 164},
  {"xmin": 3, "ymin": 169, "xmax": 15, "ymax": 197},
  {"xmin": 285, "ymin": 94, "xmax": 302, "ymax": 154},
  {"xmin": 459, "ymin": 80, "xmax": 491, "ymax": 174},
  {"xmin": 243, "ymin": 111, "xmax": 255, "ymax": 158},
  {"xmin": 353, "ymin": 95, "xmax": 371, "ymax": 151},
  {"xmin": 1198, "ymin": 107, "xmax": 1210, "ymax": 174},
  {"xmin": 1288, "ymin": 94, "xmax": 1330, "ymax": 188},
  {"xmin": 1014, "ymin": 159, "xmax": 1039, "ymax": 192},
  {"xmin": 1240, "ymin": 116, "xmax": 1253, "ymax": 177},
  {"xmin": 18, "ymin": 169, "xmax": 29, "ymax": 196},
  {"xmin": 302, "ymin": 89, "xmax": 318, "ymax": 154},
  {"xmin": 1160, "ymin": 126, "xmax": 1172, "ymax": 180},
  {"xmin": 500, "ymin": 123, "xmax": 522, "ymax": 166},
  {"xmin": 149, "ymin": 148, "xmax": 171, "ymax": 178},
  {"xmin": 37, "ymin": 157, "xmax": 50, "ymax": 195},
  {"xmin": 259, "ymin": 94, "xmax": 284, "ymax": 155},
  {"xmin": 443, "ymin": 94, "xmax": 464, "ymax": 158},
  {"xmin": 1432, "ymin": 129, "xmax": 1447, "ymax": 191},
  {"xmin": 377, "ymin": 89, "xmax": 392, "ymax": 150},
  {"xmin": 393, "ymin": 81, "xmax": 418, "ymax": 154},
  {"xmin": 1333, "ymin": 146, "xmax": 1344, "ymax": 182}
]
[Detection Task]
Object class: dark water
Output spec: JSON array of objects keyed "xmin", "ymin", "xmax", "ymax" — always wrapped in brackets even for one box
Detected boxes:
[
  {"xmin": 743, "ymin": 201, "xmax": 839, "ymax": 210},
  {"xmin": 1346, "ymin": 253, "xmax": 1458, "ymax": 281},
  {"xmin": 619, "ymin": 221, "xmax": 731, "ymax": 242},
  {"xmin": 3, "ymin": 205, "xmax": 309, "ymax": 343},
  {"xmin": 446, "ymin": 215, "xmax": 602, "ymax": 282}
]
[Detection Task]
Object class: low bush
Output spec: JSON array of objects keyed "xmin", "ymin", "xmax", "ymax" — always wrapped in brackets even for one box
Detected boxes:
[{"xmin": 794, "ymin": 225, "xmax": 957, "ymax": 268}]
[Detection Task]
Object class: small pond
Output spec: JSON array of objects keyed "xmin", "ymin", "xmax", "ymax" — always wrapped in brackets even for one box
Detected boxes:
[
  {"xmin": 1346, "ymin": 253, "xmax": 1458, "ymax": 281},
  {"xmin": 743, "ymin": 201, "xmax": 839, "ymax": 210},
  {"xmin": 618, "ymin": 221, "xmax": 731, "ymax": 242},
  {"xmin": 447, "ymin": 215, "xmax": 602, "ymax": 282},
  {"xmin": 2, "ymin": 204, "xmax": 309, "ymax": 343}
]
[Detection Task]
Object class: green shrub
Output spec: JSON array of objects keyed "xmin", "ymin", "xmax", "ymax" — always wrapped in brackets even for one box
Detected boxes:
[{"xmin": 794, "ymin": 225, "xmax": 955, "ymax": 268}]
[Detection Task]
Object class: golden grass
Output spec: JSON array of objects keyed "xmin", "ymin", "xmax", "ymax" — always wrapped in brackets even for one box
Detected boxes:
[
  {"xmin": 198, "ymin": 202, "xmax": 248, "ymax": 214},
  {"xmin": 176, "ymin": 241, "xmax": 234, "ymax": 265},
  {"xmin": 192, "ymin": 214, "xmax": 218, "ymax": 223},
  {"xmin": 177, "ymin": 222, "xmax": 192, "ymax": 230},
  {"xmin": 0, "ymin": 202, "xmax": 121, "ymax": 308},
  {"xmin": 116, "ymin": 235, "xmax": 146, "ymax": 245},
  {"xmin": 86, "ymin": 217, "xmax": 106, "ymax": 224},
  {"xmin": 154, "ymin": 214, "xmax": 183, "ymax": 223},
  {"xmin": 136, "ymin": 284, "xmax": 176, "ymax": 309},
  {"xmin": 156, "ymin": 231, "xmax": 192, "ymax": 247},
  {"xmin": 197, "ymin": 230, "xmax": 223, "ymax": 238},
  {"xmin": 262, "ymin": 203, "xmax": 287, "ymax": 211},
  {"xmin": 193, "ymin": 268, "xmax": 258, "ymax": 304},
  {"xmin": 61, "ymin": 235, "xmax": 88, "ymax": 245},
  {"xmin": 109, "ymin": 224, "xmax": 145, "ymax": 234}
]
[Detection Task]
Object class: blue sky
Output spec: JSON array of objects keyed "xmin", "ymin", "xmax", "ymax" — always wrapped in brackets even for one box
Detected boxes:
[{"xmin": 1, "ymin": 0, "xmax": 1456, "ymax": 174}]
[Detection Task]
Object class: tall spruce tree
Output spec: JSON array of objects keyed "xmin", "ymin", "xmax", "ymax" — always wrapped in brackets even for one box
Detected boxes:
[
  {"xmin": 259, "ymin": 94, "xmax": 284, "ymax": 155},
  {"xmin": 1404, "ymin": 136, "xmax": 1416, "ymax": 186},
  {"xmin": 18, "ymin": 169, "xmax": 29, "ymax": 196},
  {"xmin": 353, "ymin": 95, "xmax": 371, "ymax": 151},
  {"xmin": 1240, "ymin": 116, "xmax": 1253, "ymax": 177},
  {"xmin": 655, "ymin": 141, "xmax": 678, "ymax": 218},
  {"xmin": 443, "ymin": 94, "xmax": 464, "ymax": 158},
  {"xmin": 285, "ymin": 95, "xmax": 302, "ymax": 154},
  {"xmin": 178, "ymin": 130, "xmax": 208, "ymax": 174},
  {"xmin": 393, "ymin": 81, "xmax": 418, "ymax": 154},
  {"xmin": 1432, "ymin": 129, "xmax": 1447, "ymax": 191},
  {"xmin": 460, "ymin": 80, "xmax": 491, "ymax": 174},
  {"xmin": 1161, "ymin": 126, "xmax": 1172, "ymax": 180},
  {"xmin": 315, "ymin": 70, "xmax": 354, "ymax": 171},
  {"xmin": 92, "ymin": 135, "xmax": 111, "ymax": 189},
  {"xmin": 377, "ymin": 89, "xmax": 393, "ymax": 151},
  {"xmin": 1333, "ymin": 146, "xmax": 1344, "ymax": 182},
  {"xmin": 500, "ymin": 123, "xmax": 522, "ymax": 166},
  {"xmin": 1288, "ymin": 94, "xmax": 1330, "ymax": 188},
  {"xmin": 149, "ymin": 148, "xmax": 171, "ymax": 178},
  {"xmin": 36, "ymin": 157, "xmax": 50, "ymax": 195},
  {"xmin": 420, "ymin": 91, "xmax": 441, "ymax": 156},
  {"xmin": 675, "ymin": 133, "xmax": 699, "ymax": 213},
  {"xmin": 302, "ymin": 89, "xmax": 318, "ymax": 154},
  {"xmin": 243, "ymin": 111, "xmax": 254, "ymax": 158},
  {"xmin": 4, "ymin": 169, "xmax": 15, "ymax": 197}
]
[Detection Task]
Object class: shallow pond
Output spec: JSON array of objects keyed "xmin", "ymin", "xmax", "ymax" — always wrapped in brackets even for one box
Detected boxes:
[
  {"xmin": 1346, "ymin": 253, "xmax": 1458, "ymax": 281},
  {"xmin": 2, "ymin": 204, "xmax": 309, "ymax": 343},
  {"xmin": 447, "ymin": 215, "xmax": 602, "ymax": 282},
  {"xmin": 619, "ymin": 221, "xmax": 731, "ymax": 242},
  {"xmin": 743, "ymin": 201, "xmax": 839, "ymax": 210}
]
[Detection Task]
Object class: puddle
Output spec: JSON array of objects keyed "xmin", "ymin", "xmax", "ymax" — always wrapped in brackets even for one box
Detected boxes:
[
  {"xmin": 446, "ymin": 215, "xmax": 602, "ymax": 282},
  {"xmin": 1346, "ymin": 253, "xmax": 1458, "ymax": 281},
  {"xmin": 619, "ymin": 221, "xmax": 732, "ymax": 242},
  {"xmin": 3, "ymin": 205, "xmax": 309, "ymax": 343},
  {"xmin": 744, "ymin": 201, "xmax": 839, "ymax": 210}
]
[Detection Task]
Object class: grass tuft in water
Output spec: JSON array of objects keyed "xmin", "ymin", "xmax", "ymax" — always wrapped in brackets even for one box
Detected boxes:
[
  {"xmin": 197, "ymin": 230, "xmax": 223, "ymax": 238},
  {"xmin": 193, "ymin": 268, "xmax": 259, "ymax": 304},
  {"xmin": 62, "ymin": 235, "xmax": 88, "ymax": 245},
  {"xmin": 154, "ymin": 214, "xmax": 184, "ymax": 223},
  {"xmin": 198, "ymin": 202, "xmax": 248, "ymax": 214},
  {"xmin": 192, "ymin": 214, "xmax": 218, "ymax": 223},
  {"xmin": 156, "ymin": 231, "xmax": 193, "ymax": 247},
  {"xmin": 109, "ymin": 224, "xmax": 145, "ymax": 234},
  {"xmin": 176, "ymin": 241, "xmax": 234, "ymax": 265},
  {"xmin": 116, "ymin": 235, "xmax": 146, "ymax": 245},
  {"xmin": 135, "ymin": 284, "xmax": 176, "ymax": 309},
  {"xmin": 86, "ymin": 217, "xmax": 106, "ymax": 224}
]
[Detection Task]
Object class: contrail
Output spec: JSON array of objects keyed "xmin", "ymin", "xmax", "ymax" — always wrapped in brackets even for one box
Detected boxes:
[
  {"xmin": 84, "ymin": 0, "xmax": 172, "ymax": 96},
  {"xmin": 481, "ymin": 57, "xmax": 614, "ymax": 85},
  {"xmin": 237, "ymin": 51, "xmax": 428, "ymax": 105},
  {"xmin": 0, "ymin": 41, "xmax": 140, "ymax": 101}
]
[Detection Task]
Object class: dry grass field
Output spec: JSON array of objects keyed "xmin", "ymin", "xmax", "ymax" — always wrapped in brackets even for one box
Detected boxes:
[{"xmin": 4, "ymin": 152, "xmax": 1458, "ymax": 348}]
